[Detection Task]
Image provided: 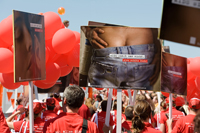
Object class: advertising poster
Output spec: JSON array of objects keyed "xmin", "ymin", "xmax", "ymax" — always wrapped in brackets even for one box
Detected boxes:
[
  {"xmin": 161, "ymin": 52, "xmax": 187, "ymax": 95},
  {"xmin": 69, "ymin": 67, "xmax": 79, "ymax": 85},
  {"xmin": 13, "ymin": 10, "xmax": 46, "ymax": 82},
  {"xmin": 160, "ymin": 0, "xmax": 200, "ymax": 47},
  {"xmin": 79, "ymin": 26, "xmax": 162, "ymax": 91}
]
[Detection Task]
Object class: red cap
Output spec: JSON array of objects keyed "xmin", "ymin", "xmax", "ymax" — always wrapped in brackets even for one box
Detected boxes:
[
  {"xmin": 189, "ymin": 98, "xmax": 200, "ymax": 109},
  {"xmin": 28, "ymin": 102, "xmax": 43, "ymax": 114},
  {"xmin": 175, "ymin": 97, "xmax": 185, "ymax": 107},
  {"xmin": 46, "ymin": 98, "xmax": 55, "ymax": 106},
  {"xmin": 165, "ymin": 97, "xmax": 175, "ymax": 104}
]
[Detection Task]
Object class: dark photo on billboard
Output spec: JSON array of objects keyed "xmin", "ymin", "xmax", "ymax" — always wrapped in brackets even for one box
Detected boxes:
[
  {"xmin": 79, "ymin": 26, "xmax": 162, "ymax": 91},
  {"xmin": 13, "ymin": 10, "xmax": 45, "ymax": 82},
  {"xmin": 160, "ymin": 0, "xmax": 200, "ymax": 47},
  {"xmin": 161, "ymin": 52, "xmax": 187, "ymax": 95}
]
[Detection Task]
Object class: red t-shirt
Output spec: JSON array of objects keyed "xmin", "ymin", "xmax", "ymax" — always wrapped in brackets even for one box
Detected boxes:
[
  {"xmin": 78, "ymin": 104, "xmax": 91, "ymax": 119},
  {"xmin": 42, "ymin": 110, "xmax": 58, "ymax": 121},
  {"xmin": 111, "ymin": 110, "xmax": 126, "ymax": 124},
  {"xmin": 0, "ymin": 107, "xmax": 10, "ymax": 133},
  {"xmin": 112, "ymin": 120, "xmax": 132, "ymax": 133},
  {"xmin": 154, "ymin": 110, "xmax": 166, "ymax": 127},
  {"xmin": 171, "ymin": 114, "xmax": 195, "ymax": 133},
  {"xmin": 53, "ymin": 98, "xmax": 61, "ymax": 113},
  {"xmin": 141, "ymin": 122, "xmax": 162, "ymax": 133},
  {"xmin": 12, "ymin": 105, "xmax": 25, "ymax": 121},
  {"xmin": 91, "ymin": 111, "xmax": 114, "ymax": 133},
  {"xmin": 44, "ymin": 112, "xmax": 99, "ymax": 133},
  {"xmin": 160, "ymin": 107, "xmax": 185, "ymax": 133},
  {"xmin": 14, "ymin": 117, "xmax": 45, "ymax": 133}
]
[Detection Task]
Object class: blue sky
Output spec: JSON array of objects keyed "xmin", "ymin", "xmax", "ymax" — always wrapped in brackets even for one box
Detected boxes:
[{"xmin": 0, "ymin": 0, "xmax": 199, "ymax": 58}]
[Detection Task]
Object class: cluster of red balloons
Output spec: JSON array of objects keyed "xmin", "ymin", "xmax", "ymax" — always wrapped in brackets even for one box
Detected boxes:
[
  {"xmin": 186, "ymin": 57, "xmax": 200, "ymax": 101},
  {"xmin": 0, "ymin": 11, "xmax": 80, "ymax": 89}
]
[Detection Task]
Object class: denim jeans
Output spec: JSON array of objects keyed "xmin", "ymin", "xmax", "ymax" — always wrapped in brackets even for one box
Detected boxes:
[
  {"xmin": 88, "ymin": 44, "xmax": 155, "ymax": 90},
  {"xmin": 161, "ymin": 66, "xmax": 187, "ymax": 95}
]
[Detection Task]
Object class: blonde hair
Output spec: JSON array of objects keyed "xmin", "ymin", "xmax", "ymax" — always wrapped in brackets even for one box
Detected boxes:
[{"xmin": 85, "ymin": 98, "xmax": 93, "ymax": 108}]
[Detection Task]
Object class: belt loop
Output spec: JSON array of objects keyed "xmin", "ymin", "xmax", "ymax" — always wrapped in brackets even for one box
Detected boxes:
[
  {"xmin": 116, "ymin": 47, "xmax": 121, "ymax": 54},
  {"xmin": 128, "ymin": 46, "xmax": 131, "ymax": 54}
]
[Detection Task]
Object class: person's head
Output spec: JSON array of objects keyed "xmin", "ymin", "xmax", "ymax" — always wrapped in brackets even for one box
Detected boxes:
[
  {"xmin": 152, "ymin": 95, "xmax": 158, "ymax": 104},
  {"xmin": 193, "ymin": 112, "xmax": 200, "ymax": 133},
  {"xmin": 63, "ymin": 20, "xmax": 69, "ymax": 28},
  {"xmin": 85, "ymin": 98, "xmax": 93, "ymax": 108},
  {"xmin": 125, "ymin": 106, "xmax": 134, "ymax": 121},
  {"xmin": 16, "ymin": 96, "xmax": 24, "ymax": 105},
  {"xmin": 188, "ymin": 98, "xmax": 200, "ymax": 113},
  {"xmin": 96, "ymin": 95, "xmax": 102, "ymax": 102},
  {"xmin": 132, "ymin": 100, "xmax": 151, "ymax": 133},
  {"xmin": 63, "ymin": 85, "xmax": 85, "ymax": 110},
  {"xmin": 46, "ymin": 98, "xmax": 55, "ymax": 111},
  {"xmin": 28, "ymin": 102, "xmax": 43, "ymax": 119},
  {"xmin": 165, "ymin": 97, "xmax": 176, "ymax": 107},
  {"xmin": 101, "ymin": 100, "xmax": 107, "ymax": 112},
  {"xmin": 160, "ymin": 100, "xmax": 167, "ymax": 111}
]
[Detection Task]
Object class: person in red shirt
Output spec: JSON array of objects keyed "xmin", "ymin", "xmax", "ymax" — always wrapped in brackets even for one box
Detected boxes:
[
  {"xmin": 167, "ymin": 98, "xmax": 200, "ymax": 133},
  {"xmin": 91, "ymin": 100, "xmax": 114, "ymax": 133},
  {"xmin": 42, "ymin": 98, "xmax": 58, "ymax": 121},
  {"xmin": 52, "ymin": 93, "xmax": 62, "ymax": 114},
  {"xmin": 154, "ymin": 100, "xmax": 167, "ymax": 129},
  {"xmin": 12, "ymin": 96, "xmax": 26, "ymax": 121},
  {"xmin": 78, "ymin": 104, "xmax": 91, "ymax": 120},
  {"xmin": 6, "ymin": 102, "xmax": 45, "ymax": 133},
  {"xmin": 131, "ymin": 100, "xmax": 162, "ymax": 133},
  {"xmin": 112, "ymin": 106, "xmax": 133, "ymax": 133},
  {"xmin": 0, "ymin": 107, "xmax": 10, "ymax": 133},
  {"xmin": 160, "ymin": 97, "xmax": 185, "ymax": 133},
  {"xmin": 43, "ymin": 85, "xmax": 99, "ymax": 133}
]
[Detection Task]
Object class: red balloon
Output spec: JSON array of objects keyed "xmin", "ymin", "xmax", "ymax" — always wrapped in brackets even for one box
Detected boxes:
[
  {"xmin": 55, "ymin": 55, "xmax": 73, "ymax": 77},
  {"xmin": 44, "ymin": 12, "xmax": 62, "ymax": 40},
  {"xmin": 60, "ymin": 23, "xmax": 65, "ymax": 29},
  {"xmin": 0, "ymin": 15, "xmax": 13, "ymax": 46},
  {"xmin": 73, "ymin": 31, "xmax": 80, "ymax": 44},
  {"xmin": 0, "ymin": 48, "xmax": 13, "ymax": 73},
  {"xmin": 187, "ymin": 64, "xmax": 195, "ymax": 81},
  {"xmin": 42, "ymin": 62, "xmax": 61, "ymax": 84},
  {"xmin": 60, "ymin": 65, "xmax": 73, "ymax": 77},
  {"xmin": 0, "ymin": 73, "xmax": 21, "ymax": 89},
  {"xmin": 195, "ymin": 76, "xmax": 200, "ymax": 89},
  {"xmin": 0, "ymin": 36, "xmax": 10, "ymax": 48},
  {"xmin": 187, "ymin": 79, "xmax": 200, "ymax": 101},
  {"xmin": 66, "ymin": 43, "xmax": 80, "ymax": 67},
  {"xmin": 20, "ymin": 82, "xmax": 29, "ymax": 86},
  {"xmin": 34, "ymin": 80, "xmax": 55, "ymax": 89},
  {"xmin": 52, "ymin": 28, "xmax": 76, "ymax": 54},
  {"xmin": 45, "ymin": 47, "xmax": 49, "ymax": 63},
  {"xmin": 190, "ymin": 57, "xmax": 200, "ymax": 77}
]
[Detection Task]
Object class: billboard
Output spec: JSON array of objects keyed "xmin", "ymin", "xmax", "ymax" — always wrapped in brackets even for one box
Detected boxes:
[
  {"xmin": 161, "ymin": 52, "xmax": 187, "ymax": 95},
  {"xmin": 160, "ymin": 0, "xmax": 200, "ymax": 47},
  {"xmin": 79, "ymin": 26, "xmax": 162, "ymax": 91},
  {"xmin": 13, "ymin": 10, "xmax": 45, "ymax": 82}
]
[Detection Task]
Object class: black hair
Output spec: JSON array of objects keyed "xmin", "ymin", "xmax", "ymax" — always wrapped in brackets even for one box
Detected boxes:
[
  {"xmin": 47, "ymin": 105, "xmax": 55, "ymax": 111},
  {"xmin": 101, "ymin": 100, "xmax": 107, "ymax": 112}
]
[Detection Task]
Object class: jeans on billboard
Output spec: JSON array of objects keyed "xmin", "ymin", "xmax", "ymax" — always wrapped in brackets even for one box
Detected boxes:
[{"xmin": 88, "ymin": 44, "xmax": 155, "ymax": 90}]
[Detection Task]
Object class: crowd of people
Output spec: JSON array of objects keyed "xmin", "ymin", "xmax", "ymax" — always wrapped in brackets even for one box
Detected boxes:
[{"xmin": 0, "ymin": 85, "xmax": 200, "ymax": 133}]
